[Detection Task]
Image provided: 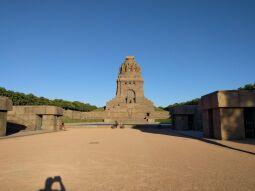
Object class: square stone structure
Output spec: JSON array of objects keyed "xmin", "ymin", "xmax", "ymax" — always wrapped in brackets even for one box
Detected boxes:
[
  {"xmin": 200, "ymin": 90, "xmax": 255, "ymax": 140},
  {"xmin": 105, "ymin": 56, "xmax": 169, "ymax": 123},
  {"xmin": 7, "ymin": 106, "xmax": 63, "ymax": 131},
  {"xmin": 0, "ymin": 96, "xmax": 13, "ymax": 136},
  {"xmin": 170, "ymin": 105, "xmax": 202, "ymax": 131}
]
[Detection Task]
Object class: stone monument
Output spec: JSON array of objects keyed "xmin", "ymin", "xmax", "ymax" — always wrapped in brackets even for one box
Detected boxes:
[{"xmin": 105, "ymin": 56, "xmax": 156, "ymax": 123}]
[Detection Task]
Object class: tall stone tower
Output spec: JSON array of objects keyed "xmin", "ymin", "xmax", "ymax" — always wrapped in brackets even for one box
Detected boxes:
[{"xmin": 105, "ymin": 56, "xmax": 155, "ymax": 122}]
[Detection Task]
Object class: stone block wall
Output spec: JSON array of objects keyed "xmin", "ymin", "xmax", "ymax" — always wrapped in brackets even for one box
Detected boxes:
[
  {"xmin": 0, "ymin": 97, "xmax": 12, "ymax": 136},
  {"xmin": 63, "ymin": 109, "xmax": 170, "ymax": 123},
  {"xmin": 200, "ymin": 90, "xmax": 255, "ymax": 140},
  {"xmin": 220, "ymin": 108, "xmax": 245, "ymax": 140},
  {"xmin": 174, "ymin": 115, "xmax": 188, "ymax": 130},
  {"xmin": 63, "ymin": 110, "xmax": 106, "ymax": 120},
  {"xmin": 0, "ymin": 112, "xmax": 7, "ymax": 136},
  {"xmin": 42, "ymin": 115, "xmax": 56, "ymax": 130},
  {"xmin": 7, "ymin": 106, "xmax": 63, "ymax": 131},
  {"xmin": 170, "ymin": 105, "xmax": 202, "ymax": 131},
  {"xmin": 151, "ymin": 111, "xmax": 170, "ymax": 120}
]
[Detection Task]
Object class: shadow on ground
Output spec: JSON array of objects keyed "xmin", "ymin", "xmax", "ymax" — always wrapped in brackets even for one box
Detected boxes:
[
  {"xmin": 230, "ymin": 139, "xmax": 255, "ymax": 145},
  {"xmin": 132, "ymin": 125, "xmax": 255, "ymax": 156},
  {"xmin": 39, "ymin": 176, "xmax": 66, "ymax": 191},
  {"xmin": 6, "ymin": 122, "xmax": 26, "ymax": 136}
]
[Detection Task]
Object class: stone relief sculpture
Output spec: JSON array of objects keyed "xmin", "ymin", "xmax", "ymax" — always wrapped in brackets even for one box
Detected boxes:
[{"xmin": 119, "ymin": 56, "xmax": 141, "ymax": 74}]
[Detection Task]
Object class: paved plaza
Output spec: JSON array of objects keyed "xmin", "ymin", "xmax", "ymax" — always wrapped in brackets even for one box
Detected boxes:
[{"xmin": 0, "ymin": 127, "xmax": 254, "ymax": 191}]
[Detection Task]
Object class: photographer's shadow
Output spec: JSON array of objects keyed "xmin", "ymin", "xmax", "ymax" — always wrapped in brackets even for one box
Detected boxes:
[{"xmin": 39, "ymin": 176, "xmax": 66, "ymax": 191}]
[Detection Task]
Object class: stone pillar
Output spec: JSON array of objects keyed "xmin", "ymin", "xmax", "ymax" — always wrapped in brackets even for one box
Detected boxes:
[
  {"xmin": 35, "ymin": 115, "xmax": 43, "ymax": 130},
  {"xmin": 220, "ymin": 108, "xmax": 245, "ymax": 140},
  {"xmin": 213, "ymin": 109, "xmax": 221, "ymax": 139},
  {"xmin": 175, "ymin": 115, "xmax": 188, "ymax": 130},
  {"xmin": 202, "ymin": 109, "xmax": 221, "ymax": 139},
  {"xmin": 56, "ymin": 116, "xmax": 63, "ymax": 130},
  {"xmin": 202, "ymin": 110, "xmax": 209, "ymax": 137},
  {"xmin": 0, "ymin": 97, "xmax": 12, "ymax": 136},
  {"xmin": 0, "ymin": 112, "xmax": 7, "ymax": 136},
  {"xmin": 42, "ymin": 115, "xmax": 57, "ymax": 130}
]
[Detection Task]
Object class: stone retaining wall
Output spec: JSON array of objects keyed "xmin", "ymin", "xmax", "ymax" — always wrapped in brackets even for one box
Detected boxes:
[
  {"xmin": 63, "ymin": 109, "xmax": 170, "ymax": 121},
  {"xmin": 7, "ymin": 106, "xmax": 63, "ymax": 131},
  {"xmin": 63, "ymin": 110, "xmax": 106, "ymax": 119}
]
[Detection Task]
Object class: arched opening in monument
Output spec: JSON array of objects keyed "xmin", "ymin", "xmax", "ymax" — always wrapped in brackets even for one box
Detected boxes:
[{"xmin": 126, "ymin": 89, "xmax": 136, "ymax": 104}]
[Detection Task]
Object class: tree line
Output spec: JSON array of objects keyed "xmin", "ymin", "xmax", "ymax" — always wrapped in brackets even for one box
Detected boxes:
[
  {"xmin": 0, "ymin": 87, "xmax": 98, "ymax": 112},
  {"xmin": 164, "ymin": 98, "xmax": 200, "ymax": 111},
  {"xmin": 1, "ymin": 83, "xmax": 254, "ymax": 112},
  {"xmin": 164, "ymin": 83, "xmax": 255, "ymax": 111},
  {"xmin": 238, "ymin": 83, "xmax": 255, "ymax": 90}
]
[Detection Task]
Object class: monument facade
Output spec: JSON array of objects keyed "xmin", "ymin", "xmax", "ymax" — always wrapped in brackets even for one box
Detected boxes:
[{"xmin": 105, "ymin": 56, "xmax": 161, "ymax": 123}]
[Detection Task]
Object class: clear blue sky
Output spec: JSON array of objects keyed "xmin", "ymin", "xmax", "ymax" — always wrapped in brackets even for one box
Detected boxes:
[{"xmin": 0, "ymin": 0, "xmax": 254, "ymax": 107}]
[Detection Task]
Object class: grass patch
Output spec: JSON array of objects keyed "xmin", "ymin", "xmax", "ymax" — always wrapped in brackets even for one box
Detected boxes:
[
  {"xmin": 155, "ymin": 118, "xmax": 172, "ymax": 124},
  {"xmin": 63, "ymin": 118, "xmax": 104, "ymax": 123}
]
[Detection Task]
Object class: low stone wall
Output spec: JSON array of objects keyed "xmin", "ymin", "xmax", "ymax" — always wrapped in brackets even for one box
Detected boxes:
[
  {"xmin": 169, "ymin": 105, "xmax": 202, "ymax": 131},
  {"xmin": 7, "ymin": 106, "xmax": 63, "ymax": 132},
  {"xmin": 64, "ymin": 110, "xmax": 106, "ymax": 119},
  {"xmin": 151, "ymin": 111, "xmax": 170, "ymax": 119},
  {"xmin": 63, "ymin": 109, "xmax": 170, "ymax": 121}
]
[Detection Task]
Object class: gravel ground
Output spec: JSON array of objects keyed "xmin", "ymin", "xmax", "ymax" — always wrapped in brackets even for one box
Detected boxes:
[{"xmin": 0, "ymin": 127, "xmax": 254, "ymax": 191}]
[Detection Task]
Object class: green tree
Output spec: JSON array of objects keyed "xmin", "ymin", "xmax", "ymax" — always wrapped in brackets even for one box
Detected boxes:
[
  {"xmin": 164, "ymin": 98, "xmax": 200, "ymax": 111},
  {"xmin": 0, "ymin": 87, "xmax": 98, "ymax": 112},
  {"xmin": 238, "ymin": 83, "xmax": 255, "ymax": 90}
]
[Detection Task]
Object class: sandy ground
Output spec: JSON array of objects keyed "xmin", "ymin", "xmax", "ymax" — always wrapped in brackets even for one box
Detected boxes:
[{"xmin": 0, "ymin": 127, "xmax": 254, "ymax": 191}]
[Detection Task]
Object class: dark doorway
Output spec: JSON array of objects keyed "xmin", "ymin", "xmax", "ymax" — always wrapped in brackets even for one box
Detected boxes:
[
  {"xmin": 172, "ymin": 115, "xmax": 175, "ymax": 128},
  {"xmin": 208, "ymin": 109, "xmax": 214, "ymax": 138},
  {"xmin": 188, "ymin": 115, "xmax": 194, "ymax": 130},
  {"xmin": 244, "ymin": 108, "xmax": 255, "ymax": 138}
]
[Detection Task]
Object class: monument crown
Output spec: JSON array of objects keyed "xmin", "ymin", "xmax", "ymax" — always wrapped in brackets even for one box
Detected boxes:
[{"xmin": 119, "ymin": 56, "xmax": 141, "ymax": 74}]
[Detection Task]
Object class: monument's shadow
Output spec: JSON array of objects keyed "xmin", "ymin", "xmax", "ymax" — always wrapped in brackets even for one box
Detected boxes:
[{"xmin": 132, "ymin": 124, "xmax": 175, "ymax": 136}]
